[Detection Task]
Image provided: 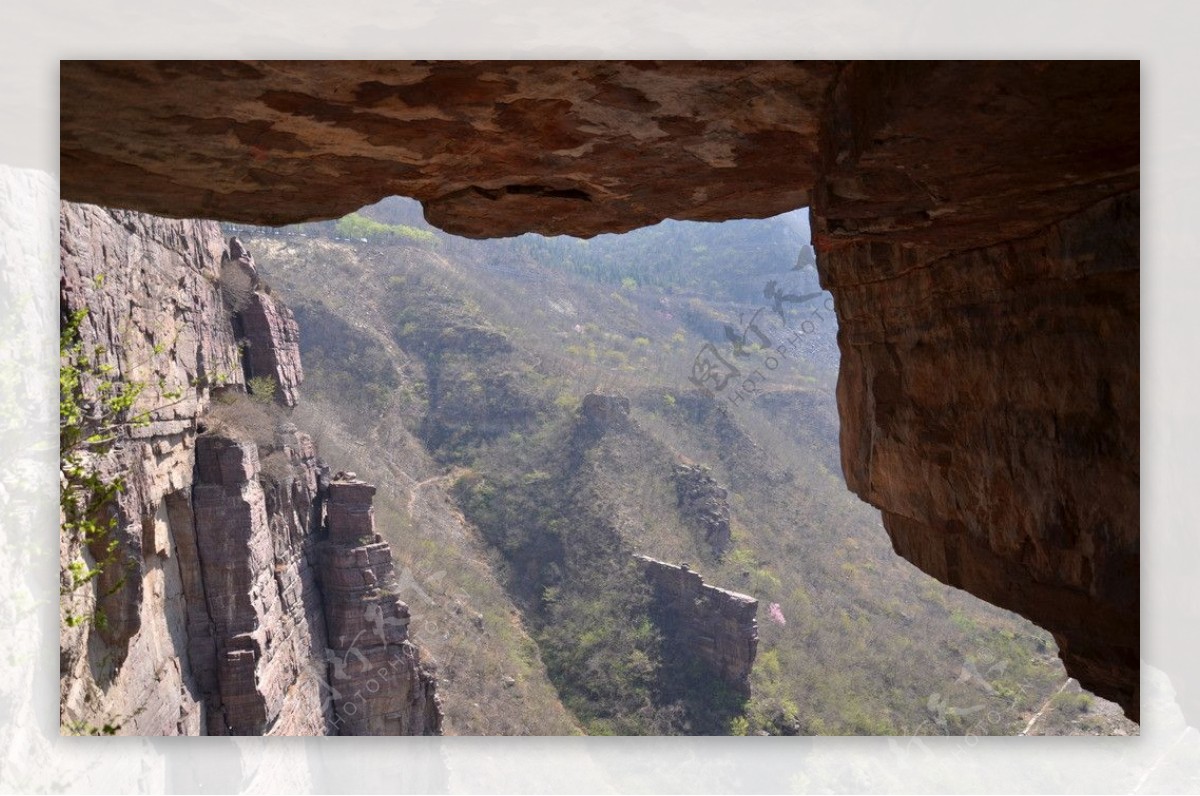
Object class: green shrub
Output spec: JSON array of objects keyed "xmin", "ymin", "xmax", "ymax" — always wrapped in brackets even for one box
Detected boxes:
[
  {"xmin": 335, "ymin": 212, "xmax": 438, "ymax": 246},
  {"xmin": 247, "ymin": 375, "xmax": 277, "ymax": 404}
]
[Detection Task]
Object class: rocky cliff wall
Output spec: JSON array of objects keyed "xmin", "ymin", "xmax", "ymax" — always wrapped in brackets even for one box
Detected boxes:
[
  {"xmin": 221, "ymin": 237, "xmax": 304, "ymax": 406},
  {"xmin": 59, "ymin": 203, "xmax": 245, "ymax": 734},
  {"xmin": 321, "ymin": 478, "xmax": 442, "ymax": 735},
  {"xmin": 635, "ymin": 555, "xmax": 758, "ymax": 697},
  {"xmin": 810, "ymin": 62, "xmax": 1139, "ymax": 717},
  {"xmin": 821, "ymin": 192, "xmax": 1140, "ymax": 715},
  {"xmin": 59, "ymin": 203, "xmax": 440, "ymax": 735}
]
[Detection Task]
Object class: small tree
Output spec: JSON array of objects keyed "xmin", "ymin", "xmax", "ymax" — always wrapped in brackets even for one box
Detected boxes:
[
  {"xmin": 60, "ymin": 307, "xmax": 143, "ymax": 629},
  {"xmin": 247, "ymin": 375, "xmax": 278, "ymax": 404},
  {"xmin": 60, "ymin": 303, "xmax": 184, "ymax": 630}
]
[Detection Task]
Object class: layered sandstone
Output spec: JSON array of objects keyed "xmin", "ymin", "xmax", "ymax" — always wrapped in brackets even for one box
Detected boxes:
[
  {"xmin": 221, "ymin": 237, "xmax": 304, "ymax": 405},
  {"xmin": 320, "ymin": 478, "xmax": 442, "ymax": 735},
  {"xmin": 59, "ymin": 203, "xmax": 440, "ymax": 735},
  {"xmin": 58, "ymin": 60, "xmax": 1140, "ymax": 718},
  {"xmin": 59, "ymin": 203, "xmax": 244, "ymax": 734},
  {"xmin": 59, "ymin": 60, "xmax": 835, "ymax": 236},
  {"xmin": 191, "ymin": 433, "xmax": 331, "ymax": 734},
  {"xmin": 635, "ymin": 555, "xmax": 758, "ymax": 697},
  {"xmin": 811, "ymin": 62, "xmax": 1139, "ymax": 717}
]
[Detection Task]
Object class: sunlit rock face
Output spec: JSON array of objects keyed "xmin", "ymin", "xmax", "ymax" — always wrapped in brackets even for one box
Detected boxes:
[
  {"xmin": 60, "ymin": 60, "xmax": 836, "ymax": 236},
  {"xmin": 636, "ymin": 556, "xmax": 758, "ymax": 698},
  {"xmin": 59, "ymin": 59, "xmax": 1140, "ymax": 719},
  {"xmin": 220, "ymin": 238, "xmax": 304, "ymax": 406},
  {"xmin": 59, "ymin": 204, "xmax": 441, "ymax": 735}
]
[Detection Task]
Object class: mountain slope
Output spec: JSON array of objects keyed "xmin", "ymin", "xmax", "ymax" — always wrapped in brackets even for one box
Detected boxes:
[{"xmin": 237, "ymin": 202, "xmax": 1136, "ymax": 736}]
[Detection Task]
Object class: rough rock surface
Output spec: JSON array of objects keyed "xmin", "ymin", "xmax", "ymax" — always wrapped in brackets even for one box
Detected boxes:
[
  {"xmin": 59, "ymin": 203, "xmax": 440, "ymax": 735},
  {"xmin": 60, "ymin": 60, "xmax": 835, "ymax": 236},
  {"xmin": 320, "ymin": 478, "xmax": 442, "ymax": 735},
  {"xmin": 59, "ymin": 60, "xmax": 1140, "ymax": 719},
  {"xmin": 191, "ymin": 433, "xmax": 331, "ymax": 735},
  {"xmin": 579, "ymin": 392, "xmax": 632, "ymax": 434},
  {"xmin": 635, "ymin": 555, "xmax": 758, "ymax": 697},
  {"xmin": 811, "ymin": 62, "xmax": 1139, "ymax": 718},
  {"xmin": 59, "ymin": 203, "xmax": 244, "ymax": 734},
  {"xmin": 672, "ymin": 461, "xmax": 732, "ymax": 556},
  {"xmin": 221, "ymin": 237, "xmax": 304, "ymax": 405}
]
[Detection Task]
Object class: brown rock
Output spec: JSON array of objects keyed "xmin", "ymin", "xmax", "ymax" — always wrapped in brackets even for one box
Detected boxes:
[
  {"xmin": 672, "ymin": 462, "xmax": 732, "ymax": 556},
  {"xmin": 59, "ymin": 203, "xmax": 439, "ymax": 735},
  {"xmin": 221, "ymin": 238, "xmax": 304, "ymax": 406},
  {"xmin": 811, "ymin": 62, "xmax": 1139, "ymax": 718},
  {"xmin": 60, "ymin": 60, "xmax": 835, "ymax": 235},
  {"xmin": 319, "ymin": 479, "xmax": 442, "ymax": 735},
  {"xmin": 579, "ymin": 392, "xmax": 631, "ymax": 433},
  {"xmin": 59, "ymin": 202, "xmax": 244, "ymax": 734},
  {"xmin": 191, "ymin": 434, "xmax": 331, "ymax": 735},
  {"xmin": 635, "ymin": 555, "xmax": 758, "ymax": 697}
]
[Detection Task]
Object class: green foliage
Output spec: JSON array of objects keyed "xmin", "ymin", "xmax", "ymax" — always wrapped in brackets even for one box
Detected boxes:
[
  {"xmin": 225, "ymin": 199, "xmax": 1106, "ymax": 737},
  {"xmin": 1050, "ymin": 690, "xmax": 1094, "ymax": 714},
  {"xmin": 246, "ymin": 375, "xmax": 278, "ymax": 404},
  {"xmin": 61, "ymin": 719, "xmax": 122, "ymax": 736},
  {"xmin": 59, "ymin": 307, "xmax": 143, "ymax": 629},
  {"xmin": 334, "ymin": 212, "xmax": 439, "ymax": 246}
]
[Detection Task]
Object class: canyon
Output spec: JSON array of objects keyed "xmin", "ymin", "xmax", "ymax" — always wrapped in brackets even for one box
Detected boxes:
[{"xmin": 59, "ymin": 60, "xmax": 1140, "ymax": 721}]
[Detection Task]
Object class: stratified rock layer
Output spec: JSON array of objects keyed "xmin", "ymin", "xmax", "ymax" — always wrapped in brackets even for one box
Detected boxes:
[
  {"xmin": 60, "ymin": 60, "xmax": 835, "ymax": 236},
  {"xmin": 635, "ymin": 555, "xmax": 758, "ymax": 697},
  {"xmin": 59, "ymin": 203, "xmax": 245, "ymax": 734},
  {"xmin": 811, "ymin": 62, "xmax": 1139, "ymax": 718},
  {"xmin": 221, "ymin": 237, "xmax": 304, "ymax": 406},
  {"xmin": 319, "ymin": 478, "xmax": 442, "ymax": 735},
  {"xmin": 59, "ymin": 60, "xmax": 1140, "ymax": 719},
  {"xmin": 191, "ymin": 433, "xmax": 331, "ymax": 735},
  {"xmin": 59, "ymin": 203, "xmax": 440, "ymax": 735}
]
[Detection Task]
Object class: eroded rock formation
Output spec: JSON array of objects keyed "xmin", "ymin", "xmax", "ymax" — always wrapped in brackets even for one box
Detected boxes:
[
  {"xmin": 191, "ymin": 433, "xmax": 330, "ymax": 735},
  {"xmin": 320, "ymin": 478, "xmax": 442, "ymax": 735},
  {"xmin": 635, "ymin": 555, "xmax": 758, "ymax": 697},
  {"xmin": 59, "ymin": 203, "xmax": 441, "ymax": 735},
  {"xmin": 60, "ymin": 61, "xmax": 835, "ymax": 236},
  {"xmin": 811, "ymin": 63, "xmax": 1139, "ymax": 718},
  {"xmin": 58, "ymin": 60, "xmax": 1140, "ymax": 719},
  {"xmin": 220, "ymin": 238, "xmax": 304, "ymax": 406},
  {"xmin": 673, "ymin": 461, "xmax": 732, "ymax": 556}
]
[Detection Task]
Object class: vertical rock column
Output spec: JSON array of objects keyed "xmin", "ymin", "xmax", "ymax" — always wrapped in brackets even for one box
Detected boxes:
[
  {"xmin": 221, "ymin": 237, "xmax": 304, "ymax": 406},
  {"xmin": 320, "ymin": 477, "xmax": 442, "ymax": 735},
  {"xmin": 635, "ymin": 555, "xmax": 758, "ymax": 697},
  {"xmin": 191, "ymin": 435, "xmax": 332, "ymax": 735}
]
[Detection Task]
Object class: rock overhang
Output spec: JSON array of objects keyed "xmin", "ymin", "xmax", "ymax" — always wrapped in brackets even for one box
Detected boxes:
[{"xmin": 58, "ymin": 58, "xmax": 1141, "ymax": 721}]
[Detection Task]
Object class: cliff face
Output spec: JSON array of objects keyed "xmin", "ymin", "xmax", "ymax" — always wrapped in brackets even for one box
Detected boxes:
[
  {"xmin": 221, "ymin": 238, "xmax": 304, "ymax": 406},
  {"xmin": 811, "ymin": 63, "xmax": 1139, "ymax": 716},
  {"xmin": 59, "ymin": 203, "xmax": 441, "ymax": 735},
  {"xmin": 58, "ymin": 60, "xmax": 1140, "ymax": 719},
  {"xmin": 321, "ymin": 478, "xmax": 442, "ymax": 735},
  {"xmin": 636, "ymin": 555, "xmax": 758, "ymax": 697}
]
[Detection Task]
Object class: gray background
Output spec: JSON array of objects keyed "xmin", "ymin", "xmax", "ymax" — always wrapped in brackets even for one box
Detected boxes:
[{"xmin": 0, "ymin": 2, "xmax": 1195, "ymax": 792}]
